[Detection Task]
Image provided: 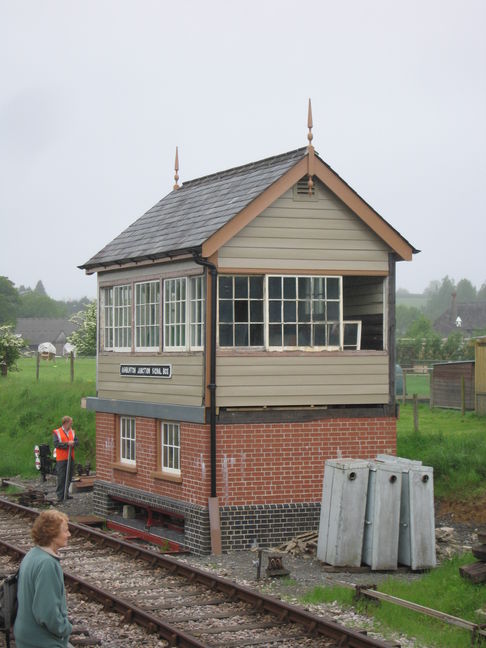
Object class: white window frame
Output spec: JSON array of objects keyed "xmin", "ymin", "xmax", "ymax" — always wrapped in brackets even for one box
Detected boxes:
[
  {"xmin": 102, "ymin": 287, "xmax": 114, "ymax": 350},
  {"xmin": 161, "ymin": 421, "xmax": 180, "ymax": 474},
  {"xmin": 343, "ymin": 321, "xmax": 362, "ymax": 350},
  {"xmin": 120, "ymin": 417, "xmax": 136, "ymax": 465},
  {"xmin": 163, "ymin": 276, "xmax": 204, "ymax": 351},
  {"xmin": 217, "ymin": 275, "xmax": 265, "ymax": 348},
  {"xmin": 266, "ymin": 275, "xmax": 343, "ymax": 351},
  {"xmin": 135, "ymin": 280, "xmax": 160, "ymax": 351},
  {"xmin": 189, "ymin": 276, "xmax": 204, "ymax": 350}
]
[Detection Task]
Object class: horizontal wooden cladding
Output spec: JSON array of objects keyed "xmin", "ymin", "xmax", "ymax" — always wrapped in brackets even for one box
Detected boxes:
[
  {"xmin": 216, "ymin": 352, "xmax": 389, "ymax": 407},
  {"xmin": 97, "ymin": 353, "xmax": 204, "ymax": 406},
  {"xmin": 218, "ymin": 183, "xmax": 390, "ymax": 272}
]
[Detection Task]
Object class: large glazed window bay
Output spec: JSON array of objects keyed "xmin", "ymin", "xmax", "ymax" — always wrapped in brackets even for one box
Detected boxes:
[{"xmin": 217, "ymin": 274, "xmax": 344, "ymax": 350}]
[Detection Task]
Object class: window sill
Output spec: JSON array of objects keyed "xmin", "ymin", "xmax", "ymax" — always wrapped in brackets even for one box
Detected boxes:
[
  {"xmin": 112, "ymin": 462, "xmax": 137, "ymax": 474},
  {"xmin": 151, "ymin": 471, "xmax": 182, "ymax": 484}
]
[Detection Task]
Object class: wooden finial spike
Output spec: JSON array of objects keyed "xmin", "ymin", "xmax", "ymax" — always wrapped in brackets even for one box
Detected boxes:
[
  {"xmin": 307, "ymin": 98, "xmax": 313, "ymax": 148},
  {"xmin": 173, "ymin": 146, "xmax": 180, "ymax": 190}
]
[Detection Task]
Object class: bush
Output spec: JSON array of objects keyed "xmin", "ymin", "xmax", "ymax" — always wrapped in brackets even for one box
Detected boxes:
[{"xmin": 0, "ymin": 325, "xmax": 25, "ymax": 372}]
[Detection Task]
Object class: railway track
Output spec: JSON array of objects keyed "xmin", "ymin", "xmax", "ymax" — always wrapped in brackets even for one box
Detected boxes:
[{"xmin": 0, "ymin": 497, "xmax": 397, "ymax": 648}]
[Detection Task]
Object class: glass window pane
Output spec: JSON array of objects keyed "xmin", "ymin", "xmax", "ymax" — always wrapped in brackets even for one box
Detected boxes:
[
  {"xmin": 314, "ymin": 324, "xmax": 326, "ymax": 345},
  {"xmin": 235, "ymin": 324, "xmax": 248, "ymax": 346},
  {"xmin": 219, "ymin": 324, "xmax": 233, "ymax": 346},
  {"xmin": 234, "ymin": 300, "xmax": 248, "ymax": 323},
  {"xmin": 327, "ymin": 301, "xmax": 340, "ymax": 320},
  {"xmin": 327, "ymin": 277, "xmax": 339, "ymax": 299},
  {"xmin": 269, "ymin": 301, "xmax": 281, "ymax": 323},
  {"xmin": 250, "ymin": 301, "xmax": 263, "ymax": 321},
  {"xmin": 298, "ymin": 300, "xmax": 311, "ymax": 322},
  {"xmin": 268, "ymin": 276, "xmax": 281, "ymax": 299},
  {"xmin": 298, "ymin": 277, "xmax": 311, "ymax": 298},
  {"xmin": 269, "ymin": 324, "xmax": 282, "ymax": 346},
  {"xmin": 328, "ymin": 323, "xmax": 340, "ymax": 346},
  {"xmin": 284, "ymin": 301, "xmax": 296, "ymax": 322},
  {"xmin": 284, "ymin": 324, "xmax": 296, "ymax": 346},
  {"xmin": 250, "ymin": 276, "xmax": 263, "ymax": 298},
  {"xmin": 283, "ymin": 277, "xmax": 296, "ymax": 299},
  {"xmin": 250, "ymin": 324, "xmax": 263, "ymax": 346},
  {"xmin": 298, "ymin": 325, "xmax": 311, "ymax": 346},
  {"xmin": 235, "ymin": 276, "xmax": 248, "ymax": 298},
  {"xmin": 313, "ymin": 277, "xmax": 326, "ymax": 299},
  {"xmin": 219, "ymin": 300, "xmax": 232, "ymax": 323},
  {"xmin": 219, "ymin": 276, "xmax": 233, "ymax": 299}
]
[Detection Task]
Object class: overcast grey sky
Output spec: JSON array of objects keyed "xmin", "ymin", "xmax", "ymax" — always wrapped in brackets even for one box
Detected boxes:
[{"xmin": 1, "ymin": 0, "xmax": 485, "ymax": 300}]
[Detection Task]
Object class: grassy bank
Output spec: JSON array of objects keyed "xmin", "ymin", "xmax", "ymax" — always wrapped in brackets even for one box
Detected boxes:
[
  {"xmin": 0, "ymin": 357, "xmax": 96, "ymax": 475},
  {"xmin": 301, "ymin": 553, "xmax": 485, "ymax": 648},
  {"xmin": 397, "ymin": 403, "xmax": 486, "ymax": 499}
]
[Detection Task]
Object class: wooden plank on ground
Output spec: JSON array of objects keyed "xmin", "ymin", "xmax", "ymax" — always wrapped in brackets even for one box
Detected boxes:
[{"xmin": 459, "ymin": 561, "xmax": 486, "ymax": 584}]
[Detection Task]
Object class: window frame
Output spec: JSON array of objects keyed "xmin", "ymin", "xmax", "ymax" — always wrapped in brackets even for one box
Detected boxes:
[
  {"xmin": 119, "ymin": 416, "xmax": 136, "ymax": 465},
  {"xmin": 163, "ymin": 275, "xmax": 205, "ymax": 352},
  {"xmin": 161, "ymin": 421, "xmax": 180, "ymax": 475},
  {"xmin": 134, "ymin": 280, "xmax": 161, "ymax": 351},
  {"xmin": 217, "ymin": 275, "xmax": 265, "ymax": 348}
]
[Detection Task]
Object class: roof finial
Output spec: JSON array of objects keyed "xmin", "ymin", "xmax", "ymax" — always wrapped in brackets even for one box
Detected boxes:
[
  {"xmin": 307, "ymin": 98, "xmax": 314, "ymax": 151},
  {"xmin": 173, "ymin": 146, "xmax": 180, "ymax": 190},
  {"xmin": 306, "ymin": 99, "xmax": 315, "ymax": 195}
]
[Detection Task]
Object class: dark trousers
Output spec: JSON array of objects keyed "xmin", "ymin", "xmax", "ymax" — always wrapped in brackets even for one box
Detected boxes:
[{"xmin": 56, "ymin": 459, "xmax": 74, "ymax": 500}]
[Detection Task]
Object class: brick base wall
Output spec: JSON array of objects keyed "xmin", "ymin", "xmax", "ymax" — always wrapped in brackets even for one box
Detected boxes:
[{"xmin": 94, "ymin": 411, "xmax": 396, "ymax": 552}]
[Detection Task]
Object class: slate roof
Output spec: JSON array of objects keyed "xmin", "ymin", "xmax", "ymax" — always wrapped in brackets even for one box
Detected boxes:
[
  {"xmin": 434, "ymin": 302, "xmax": 486, "ymax": 336},
  {"xmin": 80, "ymin": 148, "xmax": 308, "ymax": 271},
  {"xmin": 15, "ymin": 318, "xmax": 78, "ymax": 346}
]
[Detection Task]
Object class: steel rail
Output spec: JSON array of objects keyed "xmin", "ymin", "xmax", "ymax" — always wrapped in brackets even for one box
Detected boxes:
[{"xmin": 0, "ymin": 496, "xmax": 392, "ymax": 648}]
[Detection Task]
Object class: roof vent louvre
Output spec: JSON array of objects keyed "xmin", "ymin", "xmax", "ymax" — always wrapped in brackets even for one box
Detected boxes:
[{"xmin": 294, "ymin": 177, "xmax": 316, "ymax": 199}]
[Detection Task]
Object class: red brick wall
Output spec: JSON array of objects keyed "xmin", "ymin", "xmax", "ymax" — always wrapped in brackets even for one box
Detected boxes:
[{"xmin": 95, "ymin": 413, "xmax": 396, "ymax": 508}]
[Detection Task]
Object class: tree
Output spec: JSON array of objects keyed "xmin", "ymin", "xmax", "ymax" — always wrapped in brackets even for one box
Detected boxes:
[
  {"xmin": 18, "ymin": 291, "xmax": 66, "ymax": 318},
  {"xmin": 422, "ymin": 276, "xmax": 456, "ymax": 321},
  {"xmin": 477, "ymin": 282, "xmax": 486, "ymax": 301},
  {"xmin": 0, "ymin": 325, "xmax": 25, "ymax": 372},
  {"xmin": 455, "ymin": 278, "xmax": 476, "ymax": 302},
  {"xmin": 0, "ymin": 277, "xmax": 20, "ymax": 325},
  {"xmin": 68, "ymin": 301, "xmax": 97, "ymax": 356},
  {"xmin": 396, "ymin": 304, "xmax": 422, "ymax": 337},
  {"xmin": 34, "ymin": 280, "xmax": 47, "ymax": 296}
]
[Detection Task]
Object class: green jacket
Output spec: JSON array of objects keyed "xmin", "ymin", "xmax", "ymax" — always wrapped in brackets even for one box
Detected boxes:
[{"xmin": 13, "ymin": 546, "xmax": 72, "ymax": 648}]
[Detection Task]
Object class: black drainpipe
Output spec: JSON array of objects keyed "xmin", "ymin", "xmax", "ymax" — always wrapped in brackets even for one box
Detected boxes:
[{"xmin": 192, "ymin": 252, "xmax": 218, "ymax": 498}]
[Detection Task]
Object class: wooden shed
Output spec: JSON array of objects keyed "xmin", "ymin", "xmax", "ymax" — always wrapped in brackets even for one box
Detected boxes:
[
  {"xmin": 430, "ymin": 361, "xmax": 475, "ymax": 410},
  {"xmin": 80, "ymin": 108, "xmax": 417, "ymax": 553},
  {"xmin": 475, "ymin": 337, "xmax": 486, "ymax": 415}
]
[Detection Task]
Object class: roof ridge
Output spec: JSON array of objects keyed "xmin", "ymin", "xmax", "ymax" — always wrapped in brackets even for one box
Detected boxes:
[{"xmin": 181, "ymin": 147, "xmax": 308, "ymax": 189}]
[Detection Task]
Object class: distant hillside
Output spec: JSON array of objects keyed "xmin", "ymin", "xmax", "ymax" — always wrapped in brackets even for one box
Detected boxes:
[{"xmin": 396, "ymin": 292, "xmax": 427, "ymax": 309}]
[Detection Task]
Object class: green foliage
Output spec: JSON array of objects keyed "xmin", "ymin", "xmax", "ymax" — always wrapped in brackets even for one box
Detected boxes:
[
  {"xmin": 397, "ymin": 403, "xmax": 486, "ymax": 499},
  {"xmin": 68, "ymin": 301, "xmax": 97, "ymax": 356},
  {"xmin": 18, "ymin": 291, "xmax": 67, "ymax": 318},
  {"xmin": 0, "ymin": 325, "xmax": 25, "ymax": 370},
  {"xmin": 396, "ymin": 304, "xmax": 422, "ymax": 336},
  {"xmin": 0, "ymin": 276, "xmax": 20, "ymax": 325},
  {"xmin": 422, "ymin": 276, "xmax": 456, "ymax": 321},
  {"xmin": 455, "ymin": 278, "xmax": 476, "ymax": 302},
  {"xmin": 0, "ymin": 357, "xmax": 96, "ymax": 474},
  {"xmin": 477, "ymin": 282, "xmax": 486, "ymax": 301}
]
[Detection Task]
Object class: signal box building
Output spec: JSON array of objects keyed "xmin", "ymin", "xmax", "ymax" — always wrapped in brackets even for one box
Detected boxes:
[{"xmin": 81, "ymin": 120, "xmax": 416, "ymax": 553}]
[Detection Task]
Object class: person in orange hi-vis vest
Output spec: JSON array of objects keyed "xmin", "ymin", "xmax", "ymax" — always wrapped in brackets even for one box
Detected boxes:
[{"xmin": 52, "ymin": 416, "xmax": 79, "ymax": 502}]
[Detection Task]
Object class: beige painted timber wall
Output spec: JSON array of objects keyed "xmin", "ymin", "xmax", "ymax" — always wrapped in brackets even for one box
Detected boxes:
[
  {"xmin": 343, "ymin": 277, "xmax": 384, "ymax": 317},
  {"xmin": 97, "ymin": 353, "xmax": 205, "ymax": 406},
  {"xmin": 216, "ymin": 352, "xmax": 389, "ymax": 407},
  {"xmin": 217, "ymin": 181, "xmax": 391, "ymax": 272}
]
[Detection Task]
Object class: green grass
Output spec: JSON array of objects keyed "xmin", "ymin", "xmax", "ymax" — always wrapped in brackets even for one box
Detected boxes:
[
  {"xmin": 0, "ymin": 357, "xmax": 96, "ymax": 475},
  {"xmin": 302, "ymin": 554, "xmax": 486, "ymax": 647},
  {"xmin": 402, "ymin": 372, "xmax": 430, "ymax": 398},
  {"xmin": 397, "ymin": 403, "xmax": 486, "ymax": 499}
]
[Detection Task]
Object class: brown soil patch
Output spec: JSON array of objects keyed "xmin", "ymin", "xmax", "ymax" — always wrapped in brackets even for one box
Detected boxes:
[{"xmin": 437, "ymin": 494, "xmax": 486, "ymax": 524}]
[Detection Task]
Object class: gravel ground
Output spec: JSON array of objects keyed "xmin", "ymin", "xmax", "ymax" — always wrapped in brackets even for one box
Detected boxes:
[{"xmin": 3, "ymin": 474, "xmax": 483, "ymax": 648}]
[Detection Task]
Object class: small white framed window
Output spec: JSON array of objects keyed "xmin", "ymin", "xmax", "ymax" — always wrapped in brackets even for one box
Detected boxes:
[
  {"xmin": 102, "ymin": 288, "xmax": 114, "ymax": 350},
  {"xmin": 189, "ymin": 276, "xmax": 204, "ymax": 350},
  {"xmin": 113, "ymin": 285, "xmax": 132, "ymax": 351},
  {"xmin": 161, "ymin": 422, "xmax": 180, "ymax": 474},
  {"xmin": 164, "ymin": 278, "xmax": 187, "ymax": 350},
  {"xmin": 135, "ymin": 281, "xmax": 160, "ymax": 350},
  {"xmin": 120, "ymin": 417, "xmax": 136, "ymax": 464}
]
